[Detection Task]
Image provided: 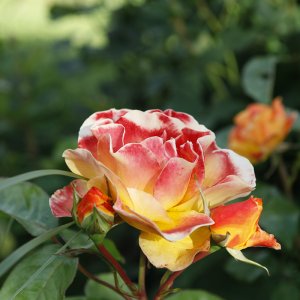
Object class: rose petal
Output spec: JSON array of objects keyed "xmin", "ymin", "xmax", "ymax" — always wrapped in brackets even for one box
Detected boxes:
[
  {"xmin": 49, "ymin": 179, "xmax": 88, "ymax": 218},
  {"xmin": 211, "ymin": 196, "xmax": 280, "ymax": 250},
  {"xmin": 244, "ymin": 226, "xmax": 281, "ymax": 250},
  {"xmin": 114, "ymin": 143, "xmax": 161, "ymax": 190},
  {"xmin": 92, "ymin": 123, "xmax": 125, "ymax": 152},
  {"xmin": 141, "ymin": 136, "xmax": 166, "ymax": 165},
  {"xmin": 78, "ymin": 109, "xmax": 129, "ymax": 155},
  {"xmin": 203, "ymin": 145, "xmax": 255, "ymax": 207},
  {"xmin": 117, "ymin": 110, "xmax": 186, "ymax": 143},
  {"xmin": 114, "ymin": 195, "xmax": 213, "ymax": 242},
  {"xmin": 139, "ymin": 227, "xmax": 210, "ymax": 271},
  {"xmin": 63, "ymin": 148, "xmax": 133, "ymax": 207},
  {"xmin": 154, "ymin": 157, "xmax": 195, "ymax": 210},
  {"xmin": 163, "ymin": 109, "xmax": 209, "ymax": 132},
  {"xmin": 158, "ymin": 210, "xmax": 214, "ymax": 240},
  {"xmin": 126, "ymin": 188, "xmax": 170, "ymax": 223}
]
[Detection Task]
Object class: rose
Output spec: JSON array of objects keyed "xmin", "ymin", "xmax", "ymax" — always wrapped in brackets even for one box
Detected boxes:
[
  {"xmin": 229, "ymin": 97, "xmax": 297, "ymax": 163},
  {"xmin": 50, "ymin": 109, "xmax": 269, "ymax": 271},
  {"xmin": 211, "ymin": 196, "xmax": 280, "ymax": 250}
]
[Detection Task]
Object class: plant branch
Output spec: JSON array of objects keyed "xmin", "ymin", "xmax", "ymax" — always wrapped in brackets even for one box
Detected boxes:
[
  {"xmin": 153, "ymin": 270, "xmax": 183, "ymax": 300},
  {"xmin": 153, "ymin": 251, "xmax": 209, "ymax": 300},
  {"xmin": 96, "ymin": 243, "xmax": 137, "ymax": 294},
  {"xmin": 138, "ymin": 251, "xmax": 147, "ymax": 300},
  {"xmin": 78, "ymin": 263, "xmax": 132, "ymax": 300}
]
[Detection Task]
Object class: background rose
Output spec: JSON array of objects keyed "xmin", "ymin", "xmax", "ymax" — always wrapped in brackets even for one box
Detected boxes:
[
  {"xmin": 51, "ymin": 108, "xmax": 256, "ymax": 271},
  {"xmin": 229, "ymin": 98, "xmax": 297, "ymax": 163}
]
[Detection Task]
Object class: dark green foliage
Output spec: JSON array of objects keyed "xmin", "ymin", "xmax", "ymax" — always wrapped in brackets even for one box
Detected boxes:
[{"xmin": 1, "ymin": 1, "xmax": 300, "ymax": 299}]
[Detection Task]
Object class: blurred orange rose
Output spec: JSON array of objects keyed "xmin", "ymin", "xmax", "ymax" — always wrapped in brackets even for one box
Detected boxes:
[{"xmin": 229, "ymin": 97, "xmax": 297, "ymax": 163}]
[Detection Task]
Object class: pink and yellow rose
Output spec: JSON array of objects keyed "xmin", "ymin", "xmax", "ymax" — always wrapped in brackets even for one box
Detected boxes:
[
  {"xmin": 229, "ymin": 97, "xmax": 297, "ymax": 163},
  {"xmin": 50, "ymin": 109, "xmax": 279, "ymax": 271}
]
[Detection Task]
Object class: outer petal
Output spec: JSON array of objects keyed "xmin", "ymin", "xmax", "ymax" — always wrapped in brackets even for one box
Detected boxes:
[
  {"xmin": 63, "ymin": 148, "xmax": 133, "ymax": 208},
  {"xmin": 244, "ymin": 227, "xmax": 281, "ymax": 250},
  {"xmin": 139, "ymin": 227, "xmax": 210, "ymax": 271},
  {"xmin": 49, "ymin": 179, "xmax": 88, "ymax": 217},
  {"xmin": 50, "ymin": 185, "xmax": 73, "ymax": 217},
  {"xmin": 203, "ymin": 145, "xmax": 255, "ymax": 207},
  {"xmin": 64, "ymin": 148, "xmax": 106, "ymax": 179},
  {"xmin": 210, "ymin": 196, "xmax": 280, "ymax": 250}
]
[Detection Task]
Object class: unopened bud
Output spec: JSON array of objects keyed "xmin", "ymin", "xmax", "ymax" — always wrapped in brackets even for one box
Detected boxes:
[{"xmin": 74, "ymin": 187, "xmax": 115, "ymax": 234}]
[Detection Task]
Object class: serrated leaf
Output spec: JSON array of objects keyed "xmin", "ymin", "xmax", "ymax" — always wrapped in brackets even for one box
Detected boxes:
[
  {"xmin": 0, "ymin": 244, "xmax": 78, "ymax": 300},
  {"xmin": 0, "ymin": 182, "xmax": 58, "ymax": 236},
  {"xmin": 242, "ymin": 56, "xmax": 277, "ymax": 103},
  {"xmin": 226, "ymin": 248, "xmax": 269, "ymax": 275},
  {"xmin": 167, "ymin": 289, "xmax": 223, "ymax": 300}
]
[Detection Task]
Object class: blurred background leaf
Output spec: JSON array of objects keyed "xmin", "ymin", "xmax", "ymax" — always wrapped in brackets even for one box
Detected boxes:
[{"xmin": 1, "ymin": 0, "xmax": 300, "ymax": 299}]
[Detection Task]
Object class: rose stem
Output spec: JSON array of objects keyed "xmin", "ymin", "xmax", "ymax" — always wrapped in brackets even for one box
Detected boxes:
[
  {"xmin": 153, "ymin": 251, "xmax": 208, "ymax": 300},
  {"xmin": 97, "ymin": 243, "xmax": 137, "ymax": 294},
  {"xmin": 78, "ymin": 263, "xmax": 132, "ymax": 300},
  {"xmin": 153, "ymin": 270, "xmax": 183, "ymax": 300},
  {"xmin": 138, "ymin": 251, "xmax": 148, "ymax": 300}
]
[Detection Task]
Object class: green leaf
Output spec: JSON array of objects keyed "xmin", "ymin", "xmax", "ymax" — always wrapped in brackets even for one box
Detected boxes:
[
  {"xmin": 103, "ymin": 239, "xmax": 125, "ymax": 263},
  {"xmin": 167, "ymin": 289, "xmax": 223, "ymax": 300},
  {"xmin": 85, "ymin": 273, "xmax": 129, "ymax": 300},
  {"xmin": 224, "ymin": 250, "xmax": 276, "ymax": 283},
  {"xmin": 65, "ymin": 297, "xmax": 86, "ymax": 300},
  {"xmin": 0, "ymin": 222, "xmax": 74, "ymax": 278},
  {"xmin": 0, "ymin": 244, "xmax": 78, "ymax": 300},
  {"xmin": 226, "ymin": 248, "xmax": 269, "ymax": 275},
  {"xmin": 0, "ymin": 169, "xmax": 82, "ymax": 191},
  {"xmin": 0, "ymin": 182, "xmax": 58, "ymax": 236},
  {"xmin": 60, "ymin": 229, "xmax": 94, "ymax": 249},
  {"xmin": 242, "ymin": 56, "xmax": 277, "ymax": 103}
]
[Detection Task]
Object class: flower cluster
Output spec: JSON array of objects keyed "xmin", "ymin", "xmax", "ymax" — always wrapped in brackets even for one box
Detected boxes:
[{"xmin": 50, "ymin": 109, "xmax": 280, "ymax": 271}]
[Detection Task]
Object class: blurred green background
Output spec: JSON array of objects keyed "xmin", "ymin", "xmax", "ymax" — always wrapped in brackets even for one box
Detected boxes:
[{"xmin": 1, "ymin": 0, "xmax": 300, "ymax": 299}]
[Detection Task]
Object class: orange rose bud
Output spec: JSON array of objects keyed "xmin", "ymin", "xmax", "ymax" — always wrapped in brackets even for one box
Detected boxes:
[
  {"xmin": 210, "ymin": 196, "xmax": 281, "ymax": 251},
  {"xmin": 75, "ymin": 187, "xmax": 115, "ymax": 234},
  {"xmin": 229, "ymin": 97, "xmax": 297, "ymax": 163}
]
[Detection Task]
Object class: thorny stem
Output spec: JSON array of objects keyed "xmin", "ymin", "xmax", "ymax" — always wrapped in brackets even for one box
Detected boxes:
[
  {"xmin": 138, "ymin": 251, "xmax": 148, "ymax": 300},
  {"xmin": 78, "ymin": 263, "xmax": 132, "ymax": 300}
]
